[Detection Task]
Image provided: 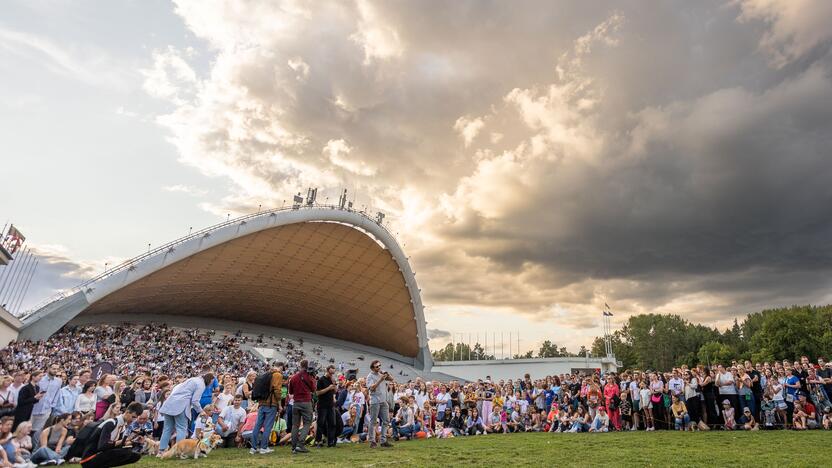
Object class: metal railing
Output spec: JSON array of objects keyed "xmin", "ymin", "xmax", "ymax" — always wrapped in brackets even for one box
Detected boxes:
[{"xmin": 19, "ymin": 203, "xmax": 393, "ymax": 320}]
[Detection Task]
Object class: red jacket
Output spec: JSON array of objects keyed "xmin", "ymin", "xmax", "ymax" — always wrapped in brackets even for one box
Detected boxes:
[{"xmin": 287, "ymin": 371, "xmax": 316, "ymax": 403}]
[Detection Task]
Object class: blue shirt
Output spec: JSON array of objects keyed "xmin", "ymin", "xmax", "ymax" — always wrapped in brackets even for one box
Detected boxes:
[
  {"xmin": 544, "ymin": 389, "xmax": 555, "ymax": 409},
  {"xmin": 54, "ymin": 385, "xmax": 80, "ymax": 416},
  {"xmin": 785, "ymin": 375, "xmax": 800, "ymax": 398},
  {"xmin": 32, "ymin": 374, "xmax": 63, "ymax": 415},
  {"xmin": 200, "ymin": 377, "xmax": 219, "ymax": 408}
]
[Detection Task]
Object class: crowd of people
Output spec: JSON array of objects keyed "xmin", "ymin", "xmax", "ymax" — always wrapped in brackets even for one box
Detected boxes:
[{"xmin": 0, "ymin": 323, "xmax": 830, "ymax": 467}]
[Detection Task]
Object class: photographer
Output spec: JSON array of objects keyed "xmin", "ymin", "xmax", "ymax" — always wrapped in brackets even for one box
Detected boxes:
[
  {"xmin": 314, "ymin": 365, "xmax": 338, "ymax": 448},
  {"xmin": 126, "ymin": 410, "xmax": 153, "ymax": 453},
  {"xmin": 366, "ymin": 360, "xmax": 394, "ymax": 448}
]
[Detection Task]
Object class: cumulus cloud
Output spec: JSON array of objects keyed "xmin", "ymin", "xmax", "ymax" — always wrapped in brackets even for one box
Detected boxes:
[
  {"xmin": 739, "ymin": 0, "xmax": 832, "ymax": 68},
  {"xmin": 140, "ymin": 0, "xmax": 832, "ymax": 350}
]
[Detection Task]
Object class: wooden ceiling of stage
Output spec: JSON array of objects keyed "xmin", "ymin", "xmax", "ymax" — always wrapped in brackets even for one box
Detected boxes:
[{"xmin": 80, "ymin": 221, "xmax": 419, "ymax": 357}]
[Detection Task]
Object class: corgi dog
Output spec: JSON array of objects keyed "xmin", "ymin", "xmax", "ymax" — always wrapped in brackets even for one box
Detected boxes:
[
  {"xmin": 144, "ymin": 438, "xmax": 160, "ymax": 456},
  {"xmin": 160, "ymin": 433, "xmax": 222, "ymax": 459}
]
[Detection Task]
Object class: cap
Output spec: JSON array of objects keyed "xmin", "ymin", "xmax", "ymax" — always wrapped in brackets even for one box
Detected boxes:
[{"xmin": 722, "ymin": 399, "xmax": 730, "ymax": 405}]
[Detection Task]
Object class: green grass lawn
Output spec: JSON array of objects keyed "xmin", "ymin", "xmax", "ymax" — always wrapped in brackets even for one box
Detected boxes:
[{"xmin": 135, "ymin": 431, "xmax": 827, "ymax": 467}]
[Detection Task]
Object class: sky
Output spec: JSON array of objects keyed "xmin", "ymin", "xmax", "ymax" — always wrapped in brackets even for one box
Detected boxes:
[{"xmin": 2, "ymin": 0, "xmax": 832, "ymax": 355}]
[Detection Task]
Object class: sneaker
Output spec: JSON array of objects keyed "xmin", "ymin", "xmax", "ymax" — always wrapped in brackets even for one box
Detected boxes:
[
  {"xmin": 249, "ymin": 448, "xmax": 258, "ymax": 455},
  {"xmin": 380, "ymin": 441, "xmax": 394, "ymax": 448},
  {"xmin": 369, "ymin": 441, "xmax": 377, "ymax": 448},
  {"xmin": 293, "ymin": 446, "xmax": 309, "ymax": 453},
  {"xmin": 259, "ymin": 448, "xmax": 274, "ymax": 454}
]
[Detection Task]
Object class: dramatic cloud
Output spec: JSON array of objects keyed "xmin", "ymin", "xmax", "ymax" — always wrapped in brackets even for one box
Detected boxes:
[{"xmin": 139, "ymin": 0, "xmax": 832, "ymax": 350}]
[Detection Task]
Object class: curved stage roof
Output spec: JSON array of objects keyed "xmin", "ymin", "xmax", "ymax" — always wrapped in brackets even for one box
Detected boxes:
[{"xmin": 19, "ymin": 207, "xmax": 431, "ymax": 369}]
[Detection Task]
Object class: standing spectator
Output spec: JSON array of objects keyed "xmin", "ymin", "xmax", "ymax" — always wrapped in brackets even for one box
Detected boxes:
[
  {"xmin": 0, "ymin": 376, "xmax": 14, "ymax": 418},
  {"xmin": 287, "ymin": 360, "xmax": 316, "ymax": 454},
  {"xmin": 32, "ymin": 363, "xmax": 63, "ymax": 433},
  {"xmin": 55, "ymin": 374, "xmax": 81, "ymax": 417},
  {"xmin": 251, "ymin": 362, "xmax": 283, "ymax": 455},
  {"xmin": 314, "ymin": 365, "xmax": 338, "ymax": 448},
  {"xmin": 366, "ymin": 360, "xmax": 394, "ymax": 448},
  {"xmin": 76, "ymin": 381, "xmax": 97, "ymax": 413},
  {"xmin": 158, "ymin": 366, "xmax": 213, "ymax": 451},
  {"xmin": 716, "ymin": 365, "xmax": 739, "ymax": 423},
  {"xmin": 603, "ymin": 377, "xmax": 621, "ymax": 430},
  {"xmin": 13, "ymin": 370, "xmax": 44, "ymax": 431},
  {"xmin": 94, "ymin": 374, "xmax": 116, "ymax": 420}
]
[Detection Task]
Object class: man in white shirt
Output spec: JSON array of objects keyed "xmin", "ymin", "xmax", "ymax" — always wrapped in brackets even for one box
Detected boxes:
[
  {"xmin": 217, "ymin": 394, "xmax": 247, "ymax": 448},
  {"xmin": 668, "ymin": 370, "xmax": 685, "ymax": 401},
  {"xmin": 159, "ymin": 366, "xmax": 214, "ymax": 451}
]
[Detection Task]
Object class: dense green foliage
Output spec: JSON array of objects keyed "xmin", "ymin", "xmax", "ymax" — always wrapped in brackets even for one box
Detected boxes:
[
  {"xmin": 590, "ymin": 305, "xmax": 832, "ymax": 370},
  {"xmin": 433, "ymin": 305, "xmax": 832, "ymax": 368},
  {"xmin": 135, "ymin": 431, "xmax": 826, "ymax": 467}
]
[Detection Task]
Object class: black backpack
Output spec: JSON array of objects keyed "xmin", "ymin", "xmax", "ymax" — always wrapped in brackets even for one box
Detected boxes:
[{"xmin": 251, "ymin": 371, "xmax": 275, "ymax": 401}]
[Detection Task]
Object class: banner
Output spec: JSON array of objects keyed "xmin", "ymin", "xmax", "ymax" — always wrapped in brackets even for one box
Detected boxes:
[{"xmin": 91, "ymin": 361, "xmax": 115, "ymax": 381}]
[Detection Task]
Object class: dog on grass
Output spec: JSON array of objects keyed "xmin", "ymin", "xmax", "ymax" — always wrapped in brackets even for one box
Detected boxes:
[{"xmin": 160, "ymin": 433, "xmax": 222, "ymax": 459}]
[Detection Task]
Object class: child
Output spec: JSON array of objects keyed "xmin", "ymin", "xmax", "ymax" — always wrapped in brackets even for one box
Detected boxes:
[
  {"xmin": 192, "ymin": 404, "xmax": 215, "ymax": 440},
  {"xmin": 760, "ymin": 394, "xmax": 776, "ymax": 429},
  {"xmin": 639, "ymin": 382, "xmax": 653, "ymax": 431},
  {"xmin": 619, "ymin": 389, "xmax": 633, "ymax": 430},
  {"xmin": 721, "ymin": 400, "xmax": 735, "ymax": 430}
]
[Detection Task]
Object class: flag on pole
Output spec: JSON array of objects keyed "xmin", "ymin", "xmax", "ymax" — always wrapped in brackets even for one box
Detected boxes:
[
  {"xmin": 604, "ymin": 302, "xmax": 610, "ymax": 309},
  {"xmin": 2, "ymin": 225, "xmax": 25, "ymax": 254}
]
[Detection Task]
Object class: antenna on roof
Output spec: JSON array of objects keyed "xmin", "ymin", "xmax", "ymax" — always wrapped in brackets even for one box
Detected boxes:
[
  {"xmin": 292, "ymin": 193, "xmax": 303, "ymax": 210},
  {"xmin": 375, "ymin": 212, "xmax": 385, "ymax": 225},
  {"xmin": 306, "ymin": 188, "xmax": 317, "ymax": 206},
  {"xmin": 338, "ymin": 189, "xmax": 348, "ymax": 210}
]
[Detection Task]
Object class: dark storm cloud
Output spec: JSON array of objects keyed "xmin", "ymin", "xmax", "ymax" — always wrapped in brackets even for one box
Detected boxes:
[{"xmin": 140, "ymin": 0, "xmax": 832, "ymax": 329}]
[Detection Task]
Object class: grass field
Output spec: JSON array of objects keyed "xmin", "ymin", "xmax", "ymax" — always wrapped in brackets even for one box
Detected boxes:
[{"xmin": 135, "ymin": 431, "xmax": 827, "ymax": 467}]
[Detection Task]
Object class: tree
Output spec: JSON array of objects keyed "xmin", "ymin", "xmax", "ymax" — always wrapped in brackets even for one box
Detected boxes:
[
  {"xmin": 537, "ymin": 340, "xmax": 561, "ymax": 358},
  {"xmin": 431, "ymin": 342, "xmax": 493, "ymax": 361},
  {"xmin": 577, "ymin": 346, "xmax": 589, "ymax": 357},
  {"xmin": 697, "ymin": 341, "xmax": 733, "ymax": 367},
  {"xmin": 513, "ymin": 350, "xmax": 534, "ymax": 359}
]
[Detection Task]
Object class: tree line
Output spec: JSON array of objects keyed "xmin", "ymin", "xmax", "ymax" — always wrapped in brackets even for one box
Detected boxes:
[{"xmin": 431, "ymin": 304, "xmax": 832, "ymax": 370}]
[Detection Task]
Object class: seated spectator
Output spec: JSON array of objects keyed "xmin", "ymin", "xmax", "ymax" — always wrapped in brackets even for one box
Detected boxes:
[
  {"xmin": 671, "ymin": 395, "xmax": 691, "ymax": 431},
  {"xmin": 392, "ymin": 396, "xmax": 416, "ymax": 440},
  {"xmin": 740, "ymin": 407, "xmax": 759, "ymax": 430},
  {"xmin": 466, "ymin": 408, "xmax": 485, "ymax": 436},
  {"xmin": 722, "ymin": 400, "xmax": 736, "ymax": 430},
  {"xmin": 589, "ymin": 406, "xmax": 610, "ymax": 432},
  {"xmin": 216, "ymin": 395, "xmax": 246, "ymax": 448},
  {"xmin": 10, "ymin": 421, "xmax": 32, "ymax": 462},
  {"xmin": 796, "ymin": 394, "xmax": 818, "ymax": 429},
  {"xmin": 31, "ymin": 413, "xmax": 72, "ymax": 464}
]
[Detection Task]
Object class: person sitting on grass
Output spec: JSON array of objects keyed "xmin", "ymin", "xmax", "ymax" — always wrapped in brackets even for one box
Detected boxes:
[
  {"xmin": 485, "ymin": 404, "xmax": 504, "ymax": 434},
  {"xmin": 722, "ymin": 400, "xmax": 736, "ymax": 430},
  {"xmin": 796, "ymin": 394, "xmax": 818, "ymax": 429},
  {"xmin": 740, "ymin": 407, "xmax": 759, "ymax": 430},
  {"xmin": 671, "ymin": 395, "xmax": 691, "ymax": 431},
  {"xmin": 822, "ymin": 407, "xmax": 831, "ymax": 430},
  {"xmin": 448, "ymin": 407, "xmax": 466, "ymax": 437},
  {"xmin": 466, "ymin": 408, "xmax": 485, "ymax": 435},
  {"xmin": 588, "ymin": 406, "xmax": 610, "ymax": 432}
]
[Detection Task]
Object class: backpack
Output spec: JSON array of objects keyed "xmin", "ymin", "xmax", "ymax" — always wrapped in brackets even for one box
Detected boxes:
[{"xmin": 251, "ymin": 371, "xmax": 275, "ymax": 401}]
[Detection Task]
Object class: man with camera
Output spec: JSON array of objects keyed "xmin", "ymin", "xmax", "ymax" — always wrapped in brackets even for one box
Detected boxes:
[
  {"xmin": 366, "ymin": 360, "xmax": 394, "ymax": 448},
  {"xmin": 287, "ymin": 359, "xmax": 317, "ymax": 454},
  {"xmin": 315, "ymin": 365, "xmax": 339, "ymax": 448}
]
